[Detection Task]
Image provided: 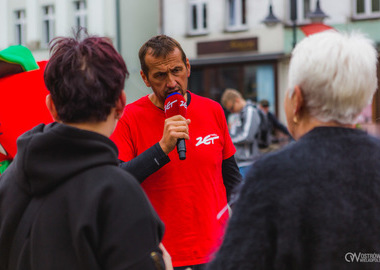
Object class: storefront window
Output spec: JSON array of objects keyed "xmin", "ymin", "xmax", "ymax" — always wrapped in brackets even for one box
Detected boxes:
[
  {"xmin": 245, "ymin": 64, "xmax": 275, "ymax": 112},
  {"xmin": 188, "ymin": 62, "xmax": 276, "ymax": 113}
]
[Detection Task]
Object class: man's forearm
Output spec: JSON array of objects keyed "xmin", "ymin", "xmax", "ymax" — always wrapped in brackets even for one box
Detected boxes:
[{"xmin": 119, "ymin": 143, "xmax": 170, "ymax": 183}]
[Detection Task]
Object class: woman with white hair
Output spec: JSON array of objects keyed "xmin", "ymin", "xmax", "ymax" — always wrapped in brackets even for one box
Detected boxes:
[{"xmin": 207, "ymin": 30, "xmax": 380, "ymax": 270}]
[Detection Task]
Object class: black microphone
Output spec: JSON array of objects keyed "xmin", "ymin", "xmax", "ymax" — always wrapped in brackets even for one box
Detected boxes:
[{"xmin": 164, "ymin": 93, "xmax": 187, "ymax": 160}]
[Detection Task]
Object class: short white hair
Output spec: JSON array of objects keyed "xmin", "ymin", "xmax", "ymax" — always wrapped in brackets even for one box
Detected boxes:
[{"xmin": 287, "ymin": 30, "xmax": 378, "ymax": 124}]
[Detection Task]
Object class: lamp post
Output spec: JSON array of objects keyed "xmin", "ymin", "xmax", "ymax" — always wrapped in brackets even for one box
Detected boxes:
[
  {"xmin": 116, "ymin": 0, "xmax": 121, "ymax": 53},
  {"xmin": 262, "ymin": 0, "xmax": 281, "ymax": 27},
  {"xmin": 307, "ymin": 0, "xmax": 328, "ymax": 23}
]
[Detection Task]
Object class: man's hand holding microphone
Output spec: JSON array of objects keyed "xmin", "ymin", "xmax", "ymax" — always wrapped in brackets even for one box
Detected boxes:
[{"xmin": 159, "ymin": 93, "xmax": 190, "ymax": 159}]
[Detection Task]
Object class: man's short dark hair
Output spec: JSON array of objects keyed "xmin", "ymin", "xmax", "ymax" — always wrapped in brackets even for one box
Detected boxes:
[
  {"xmin": 44, "ymin": 30, "xmax": 128, "ymax": 123},
  {"xmin": 259, "ymin": 99, "xmax": 270, "ymax": 108},
  {"xmin": 138, "ymin": 35, "xmax": 187, "ymax": 78}
]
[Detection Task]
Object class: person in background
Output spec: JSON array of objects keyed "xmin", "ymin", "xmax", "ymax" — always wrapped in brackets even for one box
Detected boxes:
[
  {"xmin": 257, "ymin": 99, "xmax": 293, "ymax": 152},
  {"xmin": 0, "ymin": 45, "xmax": 52, "ymax": 176},
  {"xmin": 221, "ymin": 88, "xmax": 261, "ymax": 178},
  {"xmin": 0, "ymin": 31, "xmax": 172, "ymax": 270},
  {"xmin": 111, "ymin": 35, "xmax": 241, "ymax": 270},
  {"xmin": 207, "ymin": 30, "xmax": 380, "ymax": 270}
]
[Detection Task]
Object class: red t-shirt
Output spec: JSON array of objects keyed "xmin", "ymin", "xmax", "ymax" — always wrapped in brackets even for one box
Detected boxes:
[{"xmin": 111, "ymin": 91, "xmax": 236, "ymax": 267}]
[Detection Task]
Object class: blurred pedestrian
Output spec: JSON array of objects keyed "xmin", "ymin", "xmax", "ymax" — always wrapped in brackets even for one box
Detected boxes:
[
  {"xmin": 0, "ymin": 31, "xmax": 170, "ymax": 270},
  {"xmin": 207, "ymin": 30, "xmax": 380, "ymax": 270},
  {"xmin": 257, "ymin": 99, "xmax": 293, "ymax": 152},
  {"xmin": 111, "ymin": 35, "xmax": 241, "ymax": 270},
  {"xmin": 221, "ymin": 88, "xmax": 261, "ymax": 178}
]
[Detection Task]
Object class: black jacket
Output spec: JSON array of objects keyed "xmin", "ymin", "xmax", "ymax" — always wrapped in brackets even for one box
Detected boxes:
[
  {"xmin": 0, "ymin": 123, "xmax": 164, "ymax": 270},
  {"xmin": 208, "ymin": 127, "xmax": 380, "ymax": 270}
]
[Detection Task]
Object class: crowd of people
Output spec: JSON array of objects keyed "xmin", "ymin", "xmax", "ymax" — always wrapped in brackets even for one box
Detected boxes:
[{"xmin": 1, "ymin": 27, "xmax": 380, "ymax": 270}]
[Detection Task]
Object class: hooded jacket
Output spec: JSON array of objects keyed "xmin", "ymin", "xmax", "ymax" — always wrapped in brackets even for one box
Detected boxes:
[
  {"xmin": 229, "ymin": 100, "xmax": 261, "ymax": 167},
  {"xmin": 0, "ymin": 123, "xmax": 164, "ymax": 270}
]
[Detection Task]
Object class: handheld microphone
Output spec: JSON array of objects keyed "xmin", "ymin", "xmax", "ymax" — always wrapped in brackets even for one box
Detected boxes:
[{"xmin": 164, "ymin": 92, "xmax": 187, "ymax": 160}]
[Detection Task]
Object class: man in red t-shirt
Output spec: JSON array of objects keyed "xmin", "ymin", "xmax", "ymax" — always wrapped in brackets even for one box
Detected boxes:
[{"xmin": 111, "ymin": 35, "xmax": 242, "ymax": 270}]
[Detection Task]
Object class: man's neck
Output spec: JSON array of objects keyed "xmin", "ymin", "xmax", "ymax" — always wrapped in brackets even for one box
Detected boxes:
[{"xmin": 149, "ymin": 93, "xmax": 164, "ymax": 109}]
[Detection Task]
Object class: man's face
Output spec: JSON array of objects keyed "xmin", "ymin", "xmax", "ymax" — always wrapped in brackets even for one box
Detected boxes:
[
  {"xmin": 225, "ymin": 98, "xmax": 238, "ymax": 114},
  {"xmin": 141, "ymin": 47, "xmax": 190, "ymax": 107},
  {"xmin": 260, "ymin": 105, "xmax": 269, "ymax": 113}
]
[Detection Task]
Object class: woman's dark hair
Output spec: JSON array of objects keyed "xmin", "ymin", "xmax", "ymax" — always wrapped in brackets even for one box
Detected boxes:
[{"xmin": 44, "ymin": 29, "xmax": 128, "ymax": 123}]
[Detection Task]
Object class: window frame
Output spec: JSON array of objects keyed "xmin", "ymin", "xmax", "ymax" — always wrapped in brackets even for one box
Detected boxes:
[
  {"xmin": 42, "ymin": 5, "xmax": 55, "ymax": 48},
  {"xmin": 187, "ymin": 0, "xmax": 209, "ymax": 36},
  {"xmin": 14, "ymin": 10, "xmax": 26, "ymax": 46},
  {"xmin": 225, "ymin": 0, "xmax": 248, "ymax": 32},
  {"xmin": 288, "ymin": 0, "xmax": 313, "ymax": 24},
  {"xmin": 352, "ymin": 0, "xmax": 380, "ymax": 19},
  {"xmin": 74, "ymin": 0, "xmax": 87, "ymax": 30}
]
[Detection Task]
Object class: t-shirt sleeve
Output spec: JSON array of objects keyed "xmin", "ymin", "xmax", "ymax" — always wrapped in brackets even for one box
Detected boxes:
[
  {"xmin": 217, "ymin": 104, "xmax": 236, "ymax": 160},
  {"xmin": 110, "ymin": 109, "xmax": 136, "ymax": 162}
]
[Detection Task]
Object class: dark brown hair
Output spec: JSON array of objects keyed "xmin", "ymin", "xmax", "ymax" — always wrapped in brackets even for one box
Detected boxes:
[
  {"xmin": 44, "ymin": 29, "xmax": 128, "ymax": 123},
  {"xmin": 138, "ymin": 35, "xmax": 187, "ymax": 77}
]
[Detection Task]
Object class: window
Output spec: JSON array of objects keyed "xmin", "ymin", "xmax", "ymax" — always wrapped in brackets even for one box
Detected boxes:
[
  {"xmin": 289, "ymin": 0, "xmax": 312, "ymax": 23},
  {"xmin": 303, "ymin": 0, "xmax": 311, "ymax": 19},
  {"xmin": 225, "ymin": 0, "xmax": 247, "ymax": 32},
  {"xmin": 373, "ymin": 0, "xmax": 380, "ymax": 12},
  {"xmin": 188, "ymin": 63, "xmax": 276, "ymax": 113},
  {"xmin": 42, "ymin": 5, "xmax": 55, "ymax": 47},
  {"xmin": 244, "ymin": 65, "xmax": 275, "ymax": 109},
  {"xmin": 188, "ymin": 0, "xmax": 208, "ymax": 36},
  {"xmin": 357, "ymin": 0, "xmax": 365, "ymax": 13},
  {"xmin": 74, "ymin": 1, "xmax": 87, "ymax": 30},
  {"xmin": 354, "ymin": 0, "xmax": 380, "ymax": 18},
  {"xmin": 14, "ymin": 10, "xmax": 26, "ymax": 45}
]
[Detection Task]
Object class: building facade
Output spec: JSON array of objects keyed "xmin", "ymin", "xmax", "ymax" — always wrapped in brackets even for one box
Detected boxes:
[
  {"xmin": 161, "ymin": 0, "xmax": 380, "ymax": 124},
  {"xmin": 162, "ymin": 0, "xmax": 285, "ymax": 115},
  {"xmin": 0, "ymin": 0, "xmax": 161, "ymax": 103},
  {"xmin": 1, "ymin": 0, "xmax": 380, "ymax": 125},
  {"xmin": 0, "ymin": 0, "xmax": 121, "ymax": 60}
]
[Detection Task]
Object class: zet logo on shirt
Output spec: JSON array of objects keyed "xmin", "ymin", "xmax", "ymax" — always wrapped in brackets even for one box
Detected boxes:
[{"xmin": 196, "ymin": 134, "xmax": 220, "ymax": 146}]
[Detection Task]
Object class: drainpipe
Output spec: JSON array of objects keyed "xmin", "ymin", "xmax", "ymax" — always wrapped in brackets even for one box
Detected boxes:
[
  {"xmin": 116, "ymin": 0, "xmax": 121, "ymax": 52},
  {"xmin": 159, "ymin": 0, "xmax": 164, "ymax": 34}
]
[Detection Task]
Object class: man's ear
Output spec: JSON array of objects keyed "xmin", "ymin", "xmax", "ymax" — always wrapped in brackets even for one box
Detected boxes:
[
  {"xmin": 115, "ymin": 91, "xmax": 126, "ymax": 119},
  {"xmin": 186, "ymin": 58, "xmax": 191, "ymax": 78},
  {"xmin": 292, "ymin": 85, "xmax": 304, "ymax": 116},
  {"xmin": 45, "ymin": 94, "xmax": 60, "ymax": 121},
  {"xmin": 140, "ymin": 70, "xmax": 151, "ymax": 87}
]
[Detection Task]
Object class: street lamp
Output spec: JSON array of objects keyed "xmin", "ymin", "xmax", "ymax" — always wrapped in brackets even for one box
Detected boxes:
[
  {"xmin": 262, "ymin": 0, "xmax": 281, "ymax": 27},
  {"xmin": 307, "ymin": 0, "xmax": 328, "ymax": 23}
]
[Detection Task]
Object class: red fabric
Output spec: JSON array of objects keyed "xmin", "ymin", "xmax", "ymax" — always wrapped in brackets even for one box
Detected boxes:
[
  {"xmin": 0, "ymin": 153, "xmax": 8, "ymax": 162},
  {"xmin": 300, "ymin": 23, "xmax": 335, "ymax": 36},
  {"xmin": 0, "ymin": 61, "xmax": 53, "ymax": 159},
  {"xmin": 111, "ymin": 92, "xmax": 236, "ymax": 267}
]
